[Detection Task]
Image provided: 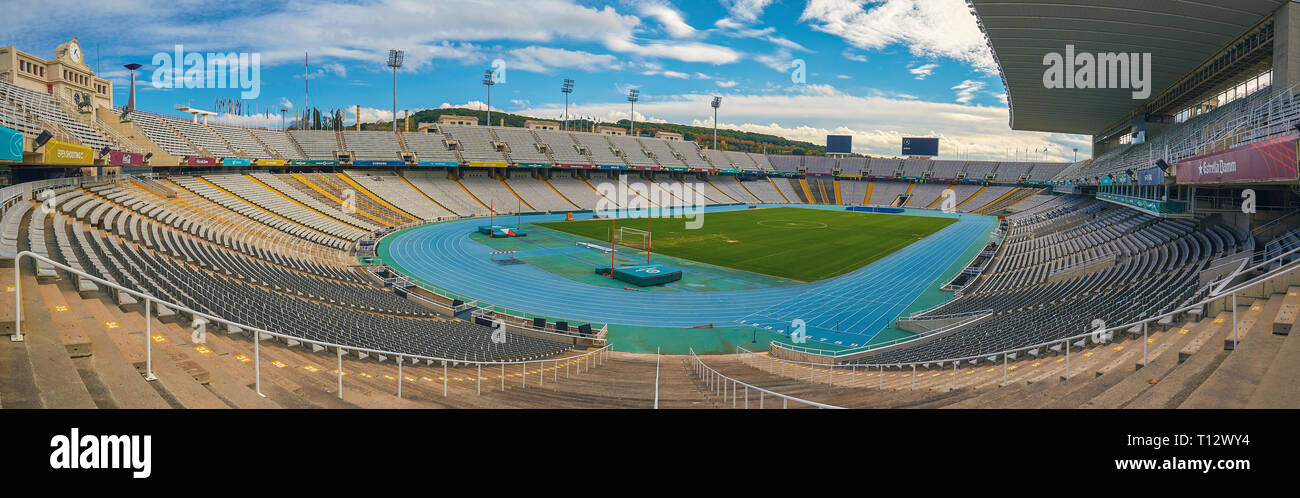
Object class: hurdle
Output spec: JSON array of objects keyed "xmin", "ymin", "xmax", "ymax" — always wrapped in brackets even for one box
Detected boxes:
[{"xmin": 489, "ymin": 250, "xmax": 522, "ymax": 264}]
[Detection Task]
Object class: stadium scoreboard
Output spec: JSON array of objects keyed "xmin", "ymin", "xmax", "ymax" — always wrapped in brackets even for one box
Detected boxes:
[
  {"xmin": 826, "ymin": 135, "xmax": 852, "ymax": 154},
  {"xmin": 902, "ymin": 137, "xmax": 939, "ymax": 156}
]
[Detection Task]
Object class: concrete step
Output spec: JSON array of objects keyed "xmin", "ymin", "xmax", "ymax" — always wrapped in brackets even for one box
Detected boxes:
[
  {"xmin": 15, "ymin": 273, "xmax": 96, "ymax": 408},
  {"xmin": 1181, "ymin": 293, "xmax": 1289, "ymax": 408},
  {"xmin": 1128, "ymin": 299, "xmax": 1270, "ymax": 409},
  {"xmin": 1082, "ymin": 312, "xmax": 1227, "ymax": 409},
  {"xmin": 1247, "ymin": 314, "xmax": 1300, "ymax": 408}
]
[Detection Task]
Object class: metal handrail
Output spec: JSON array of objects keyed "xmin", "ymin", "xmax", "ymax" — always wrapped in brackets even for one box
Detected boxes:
[
  {"xmin": 11, "ymin": 251, "xmax": 611, "ymax": 399},
  {"xmin": 687, "ymin": 348, "xmax": 842, "ymax": 409},
  {"xmin": 767, "ymin": 248, "xmax": 1300, "ymax": 369}
]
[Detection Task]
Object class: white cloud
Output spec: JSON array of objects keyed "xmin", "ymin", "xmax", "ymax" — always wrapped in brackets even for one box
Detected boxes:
[
  {"xmin": 720, "ymin": 0, "xmax": 777, "ymax": 23},
  {"xmin": 951, "ymin": 79, "xmax": 984, "ymax": 103},
  {"xmin": 604, "ymin": 37, "xmax": 741, "ymax": 64},
  {"xmin": 714, "ymin": 16, "xmax": 811, "ymax": 53},
  {"xmin": 754, "ymin": 48, "xmax": 795, "ymax": 72},
  {"xmin": 638, "ymin": 2, "xmax": 697, "ymax": 38},
  {"xmin": 322, "ymin": 62, "xmax": 347, "ymax": 77},
  {"xmin": 841, "ymin": 49, "xmax": 868, "ymax": 63},
  {"xmin": 279, "ymin": 97, "xmax": 294, "ymax": 109},
  {"xmin": 908, "ymin": 63, "xmax": 938, "ymax": 80},
  {"xmin": 439, "ymin": 101, "xmax": 505, "ymax": 113},
  {"xmin": 505, "ymin": 46, "xmax": 622, "ymax": 74},
  {"xmin": 66, "ymin": 0, "xmax": 739, "ymax": 71},
  {"xmin": 716, "ymin": 80, "xmax": 738, "ymax": 88},
  {"xmin": 208, "ymin": 113, "xmax": 276, "ymax": 128},
  {"xmin": 800, "ymin": 0, "xmax": 998, "ymax": 74}
]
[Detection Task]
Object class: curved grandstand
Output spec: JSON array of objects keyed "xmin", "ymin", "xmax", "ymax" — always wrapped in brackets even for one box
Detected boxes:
[{"xmin": 5, "ymin": 2, "xmax": 1300, "ymax": 410}]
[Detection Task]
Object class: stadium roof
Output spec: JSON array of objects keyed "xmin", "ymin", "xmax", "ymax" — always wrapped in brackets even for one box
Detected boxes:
[{"xmin": 971, "ymin": 0, "xmax": 1286, "ymax": 136}]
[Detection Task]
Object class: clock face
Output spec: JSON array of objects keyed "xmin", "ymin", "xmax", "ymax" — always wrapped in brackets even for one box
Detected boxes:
[{"xmin": 68, "ymin": 43, "xmax": 82, "ymax": 64}]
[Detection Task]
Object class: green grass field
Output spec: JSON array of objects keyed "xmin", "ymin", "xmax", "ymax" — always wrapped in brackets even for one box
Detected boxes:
[{"xmin": 533, "ymin": 207, "xmax": 955, "ymax": 281}]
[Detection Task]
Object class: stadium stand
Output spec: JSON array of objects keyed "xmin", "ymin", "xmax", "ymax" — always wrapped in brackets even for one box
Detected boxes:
[
  {"xmin": 344, "ymin": 171, "xmax": 457, "ymax": 220},
  {"xmin": 127, "ymin": 112, "xmax": 198, "ymax": 157},
  {"xmin": 766, "ymin": 154, "xmax": 801, "ymax": 172},
  {"xmin": 288, "ymin": 130, "xmax": 340, "ymax": 160},
  {"xmin": 0, "ymin": 80, "xmax": 112, "ymax": 150},
  {"xmin": 491, "ymin": 127, "xmax": 549, "ymax": 164},
  {"xmin": 211, "ymin": 125, "xmax": 274, "ymax": 159},
  {"xmin": 342, "ymin": 130, "xmax": 403, "ymax": 161},
  {"xmin": 403, "ymin": 130, "xmax": 458, "ymax": 163},
  {"xmin": 249, "ymin": 128, "xmax": 305, "ymax": 160},
  {"xmin": 607, "ymin": 135, "xmax": 659, "ymax": 168},
  {"xmin": 571, "ymin": 132, "xmax": 624, "ymax": 166},
  {"xmin": 531, "ymin": 129, "xmax": 591, "ymax": 166},
  {"xmin": 442, "ymin": 125, "xmax": 507, "ymax": 163}
]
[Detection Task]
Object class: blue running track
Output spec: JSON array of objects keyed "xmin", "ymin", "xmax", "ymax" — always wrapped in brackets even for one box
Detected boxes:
[{"xmin": 382, "ymin": 205, "xmax": 995, "ymax": 347}]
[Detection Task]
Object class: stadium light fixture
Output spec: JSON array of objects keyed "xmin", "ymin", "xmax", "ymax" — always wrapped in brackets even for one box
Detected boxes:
[
  {"xmin": 280, "ymin": 108, "xmax": 287, "ymax": 131},
  {"xmin": 483, "ymin": 69, "xmax": 496, "ymax": 127},
  {"xmin": 710, "ymin": 96, "xmax": 721, "ymax": 149},
  {"xmin": 627, "ymin": 88, "xmax": 640, "ymax": 136},
  {"xmin": 387, "ymin": 49, "xmax": 404, "ymax": 136},
  {"xmin": 561, "ymin": 79, "xmax": 574, "ymax": 131}
]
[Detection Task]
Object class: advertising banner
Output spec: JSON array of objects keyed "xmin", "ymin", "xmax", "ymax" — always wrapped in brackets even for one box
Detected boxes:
[
  {"xmin": 1136, "ymin": 166, "xmax": 1164, "ymax": 186},
  {"xmin": 416, "ymin": 160, "xmax": 458, "ymax": 167},
  {"xmin": 43, "ymin": 140, "xmax": 93, "ymax": 165},
  {"xmin": 256, "ymin": 159, "xmax": 287, "ymax": 166},
  {"xmin": 1176, "ymin": 133, "xmax": 1299, "ymax": 184},
  {"xmin": 0, "ymin": 126, "xmax": 22, "ymax": 162},
  {"xmin": 108, "ymin": 150, "xmax": 145, "ymax": 166},
  {"xmin": 222, "ymin": 158, "xmax": 252, "ymax": 166},
  {"xmin": 187, "ymin": 157, "xmax": 218, "ymax": 166}
]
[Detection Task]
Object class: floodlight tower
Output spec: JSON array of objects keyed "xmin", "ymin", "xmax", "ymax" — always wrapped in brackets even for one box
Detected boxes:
[
  {"xmin": 561, "ymin": 79, "xmax": 574, "ymax": 131},
  {"xmin": 279, "ymin": 107, "xmax": 287, "ymax": 131},
  {"xmin": 710, "ymin": 96, "xmax": 721, "ymax": 149},
  {"xmin": 627, "ymin": 88, "xmax": 640, "ymax": 136},
  {"xmin": 387, "ymin": 49, "xmax": 404, "ymax": 137},
  {"xmin": 483, "ymin": 69, "xmax": 496, "ymax": 127}
]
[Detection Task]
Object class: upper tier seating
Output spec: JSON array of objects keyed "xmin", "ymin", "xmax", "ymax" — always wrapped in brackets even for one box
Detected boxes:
[
  {"xmin": 342, "ymin": 130, "xmax": 402, "ymax": 161},
  {"xmin": 128, "ymin": 112, "xmax": 197, "ymax": 157},
  {"xmin": 210, "ymin": 125, "xmax": 274, "ymax": 159},
  {"xmin": 249, "ymin": 128, "xmax": 304, "ymax": 160},
  {"xmin": 0, "ymin": 80, "xmax": 112, "ymax": 150},
  {"xmin": 403, "ymin": 130, "xmax": 459, "ymax": 162},
  {"xmin": 288, "ymin": 130, "xmax": 339, "ymax": 160},
  {"xmin": 441, "ymin": 125, "xmax": 507, "ymax": 163}
]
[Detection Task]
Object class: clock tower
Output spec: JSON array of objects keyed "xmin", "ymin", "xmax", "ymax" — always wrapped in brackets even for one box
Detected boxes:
[{"xmin": 55, "ymin": 39, "xmax": 87, "ymax": 69}]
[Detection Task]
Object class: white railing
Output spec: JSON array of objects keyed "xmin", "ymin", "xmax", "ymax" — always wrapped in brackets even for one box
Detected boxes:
[
  {"xmin": 766, "ymin": 246, "xmax": 1300, "ymax": 384},
  {"xmin": 11, "ymin": 251, "xmax": 611, "ymax": 401},
  {"xmin": 686, "ymin": 348, "xmax": 842, "ymax": 409}
]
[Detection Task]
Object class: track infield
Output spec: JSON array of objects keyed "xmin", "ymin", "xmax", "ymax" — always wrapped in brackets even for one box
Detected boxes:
[{"xmin": 533, "ymin": 206, "xmax": 956, "ymax": 281}]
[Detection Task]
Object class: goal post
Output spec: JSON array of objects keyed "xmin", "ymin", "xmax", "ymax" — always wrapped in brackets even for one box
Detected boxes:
[{"xmin": 615, "ymin": 227, "xmax": 650, "ymax": 250}]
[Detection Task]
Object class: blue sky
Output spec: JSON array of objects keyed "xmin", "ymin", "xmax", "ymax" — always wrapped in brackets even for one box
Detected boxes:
[{"xmin": 2, "ymin": 0, "xmax": 1091, "ymax": 161}]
